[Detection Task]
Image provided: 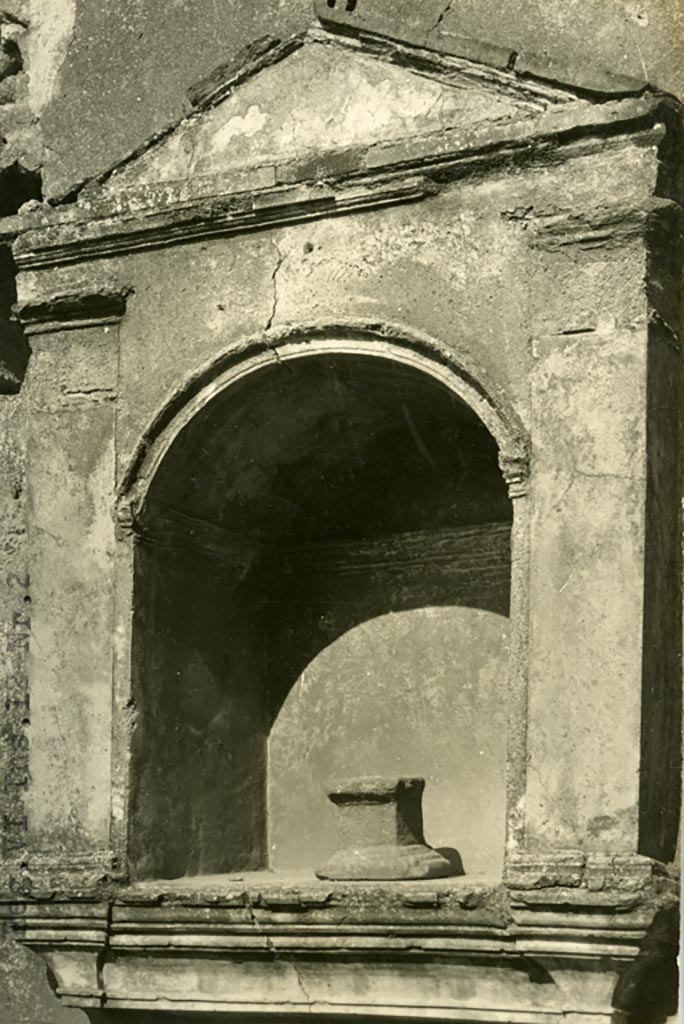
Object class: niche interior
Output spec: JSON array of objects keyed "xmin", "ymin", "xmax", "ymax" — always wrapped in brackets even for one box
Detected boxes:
[{"xmin": 128, "ymin": 352, "xmax": 513, "ymax": 882}]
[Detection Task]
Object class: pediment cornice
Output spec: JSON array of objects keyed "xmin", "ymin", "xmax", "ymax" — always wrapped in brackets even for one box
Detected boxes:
[
  {"xmin": 6, "ymin": 21, "xmax": 678, "ymax": 271},
  {"xmin": 10, "ymin": 91, "xmax": 671, "ymax": 271}
]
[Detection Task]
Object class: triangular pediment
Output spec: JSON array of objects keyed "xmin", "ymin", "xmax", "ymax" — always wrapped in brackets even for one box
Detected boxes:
[{"xmin": 87, "ymin": 28, "xmax": 588, "ymax": 205}]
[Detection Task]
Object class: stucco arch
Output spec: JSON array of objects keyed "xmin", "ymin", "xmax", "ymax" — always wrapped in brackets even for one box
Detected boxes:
[
  {"xmin": 113, "ymin": 319, "xmax": 532, "ymax": 879},
  {"xmin": 116, "ymin": 321, "xmax": 530, "ymax": 522}
]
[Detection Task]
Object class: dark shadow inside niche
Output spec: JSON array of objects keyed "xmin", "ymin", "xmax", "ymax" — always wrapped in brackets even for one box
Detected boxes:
[
  {"xmin": 0, "ymin": 245, "xmax": 29, "ymax": 393},
  {"xmin": 128, "ymin": 353, "xmax": 513, "ymax": 881}
]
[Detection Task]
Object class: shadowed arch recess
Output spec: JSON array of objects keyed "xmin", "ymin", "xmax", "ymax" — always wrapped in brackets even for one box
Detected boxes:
[
  {"xmin": 118, "ymin": 326, "xmax": 527, "ymax": 515},
  {"xmin": 126, "ymin": 346, "xmax": 517, "ymax": 881}
]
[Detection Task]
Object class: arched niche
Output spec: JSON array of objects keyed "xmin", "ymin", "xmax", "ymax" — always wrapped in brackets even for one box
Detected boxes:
[{"xmin": 125, "ymin": 341, "xmax": 522, "ymax": 881}]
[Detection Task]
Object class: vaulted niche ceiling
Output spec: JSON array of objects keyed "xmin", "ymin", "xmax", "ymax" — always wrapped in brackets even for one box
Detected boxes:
[
  {"xmin": 130, "ymin": 353, "xmax": 513, "ymax": 882},
  {"xmin": 145, "ymin": 354, "xmax": 511, "ymax": 541}
]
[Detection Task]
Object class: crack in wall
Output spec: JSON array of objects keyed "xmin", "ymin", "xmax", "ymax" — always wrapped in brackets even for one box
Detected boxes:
[
  {"xmin": 264, "ymin": 240, "xmax": 283, "ymax": 335},
  {"xmin": 426, "ymin": 0, "xmax": 454, "ymax": 45},
  {"xmin": 263, "ymin": 241, "xmax": 294, "ymax": 372},
  {"xmin": 552, "ymin": 464, "xmax": 643, "ymax": 512},
  {"xmin": 290, "ymin": 959, "xmax": 316, "ymax": 1006},
  {"xmin": 244, "ymin": 893, "xmax": 318, "ymax": 1008}
]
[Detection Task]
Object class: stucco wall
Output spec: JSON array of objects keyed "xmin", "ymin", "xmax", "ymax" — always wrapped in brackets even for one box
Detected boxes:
[{"xmin": 13, "ymin": 134, "xmax": 669, "ymax": 879}]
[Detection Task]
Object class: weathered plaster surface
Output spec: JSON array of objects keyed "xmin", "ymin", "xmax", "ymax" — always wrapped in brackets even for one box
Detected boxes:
[
  {"xmin": 101, "ymin": 40, "xmax": 553, "ymax": 193},
  {"xmin": 28, "ymin": 0, "xmax": 684, "ymax": 199},
  {"xmin": 433, "ymin": 0, "xmax": 682, "ymax": 91},
  {"xmin": 36, "ymin": 0, "xmax": 313, "ymax": 199},
  {"xmin": 0, "ymin": 393, "xmax": 85, "ymax": 1024},
  {"xmin": 526, "ymin": 326, "xmax": 648, "ymax": 850},
  {"xmin": 0, "ymin": 395, "xmax": 29, "ymax": 874},
  {"xmin": 25, "ymin": 0, "xmax": 76, "ymax": 116},
  {"xmin": 74, "ymin": 172, "xmax": 537, "ymax": 481},
  {"xmin": 24, "ymin": 329, "xmax": 116, "ymax": 851}
]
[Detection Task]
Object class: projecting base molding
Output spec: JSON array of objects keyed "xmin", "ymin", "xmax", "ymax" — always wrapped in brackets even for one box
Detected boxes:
[{"xmin": 10, "ymin": 863, "xmax": 678, "ymax": 1024}]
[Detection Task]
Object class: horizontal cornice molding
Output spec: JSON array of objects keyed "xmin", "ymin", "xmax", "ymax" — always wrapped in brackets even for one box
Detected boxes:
[
  {"xmin": 11, "ymin": 861, "xmax": 675, "ymax": 1013},
  {"xmin": 13, "ymin": 286, "xmax": 133, "ymax": 334},
  {"xmin": 11, "ymin": 94, "xmax": 669, "ymax": 271},
  {"xmin": 14, "ymin": 891, "xmax": 659, "ymax": 954},
  {"xmin": 14, "ymin": 176, "xmax": 434, "ymax": 270},
  {"xmin": 12, "ymin": 884, "xmax": 671, "ymax": 1015},
  {"xmin": 313, "ymin": 5, "xmax": 650, "ymax": 96},
  {"xmin": 502, "ymin": 195, "xmax": 681, "ymax": 253}
]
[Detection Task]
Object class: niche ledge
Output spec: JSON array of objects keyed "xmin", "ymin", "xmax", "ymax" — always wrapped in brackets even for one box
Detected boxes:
[{"xmin": 12, "ymin": 856, "xmax": 677, "ymax": 1022}]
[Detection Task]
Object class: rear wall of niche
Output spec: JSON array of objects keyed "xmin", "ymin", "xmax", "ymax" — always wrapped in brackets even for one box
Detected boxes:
[{"xmin": 128, "ymin": 352, "xmax": 513, "ymax": 881}]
